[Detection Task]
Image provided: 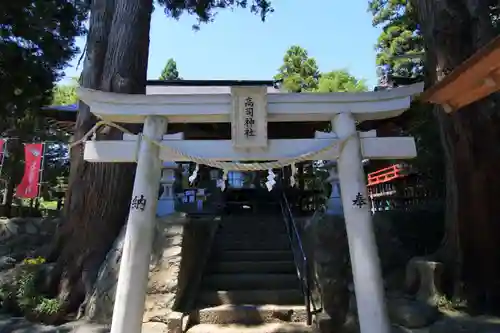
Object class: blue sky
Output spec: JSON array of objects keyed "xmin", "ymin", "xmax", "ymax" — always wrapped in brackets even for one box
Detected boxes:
[{"xmin": 64, "ymin": 1, "xmax": 381, "ymax": 88}]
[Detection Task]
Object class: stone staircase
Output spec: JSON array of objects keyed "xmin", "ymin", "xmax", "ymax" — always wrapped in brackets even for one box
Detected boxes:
[{"xmin": 188, "ymin": 214, "xmax": 313, "ymax": 332}]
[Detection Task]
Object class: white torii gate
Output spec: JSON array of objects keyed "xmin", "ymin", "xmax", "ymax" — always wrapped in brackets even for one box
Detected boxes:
[{"xmin": 77, "ymin": 82, "xmax": 424, "ymax": 333}]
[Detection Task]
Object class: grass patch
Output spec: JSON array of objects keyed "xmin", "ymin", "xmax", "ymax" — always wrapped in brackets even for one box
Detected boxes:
[
  {"xmin": 0, "ymin": 257, "xmax": 63, "ymax": 324},
  {"xmin": 39, "ymin": 201, "xmax": 58, "ymax": 210}
]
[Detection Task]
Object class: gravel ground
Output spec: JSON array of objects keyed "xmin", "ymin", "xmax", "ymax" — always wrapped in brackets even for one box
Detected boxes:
[{"xmin": 2, "ymin": 310, "xmax": 500, "ymax": 333}]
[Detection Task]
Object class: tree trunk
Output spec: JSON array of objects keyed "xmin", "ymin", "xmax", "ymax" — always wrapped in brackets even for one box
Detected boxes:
[
  {"xmin": 48, "ymin": 0, "xmax": 154, "ymax": 317},
  {"xmin": 412, "ymin": 0, "xmax": 500, "ymax": 310},
  {"xmin": 2, "ymin": 176, "xmax": 16, "ymax": 217},
  {"xmin": 2, "ymin": 139, "xmax": 24, "ymax": 218}
]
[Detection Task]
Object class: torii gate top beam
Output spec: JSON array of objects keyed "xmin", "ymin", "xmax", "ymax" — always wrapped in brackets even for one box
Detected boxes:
[{"xmin": 77, "ymin": 82, "xmax": 424, "ymax": 124}]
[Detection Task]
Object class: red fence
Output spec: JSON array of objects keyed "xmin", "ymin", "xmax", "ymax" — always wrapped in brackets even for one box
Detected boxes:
[
  {"xmin": 367, "ymin": 164, "xmax": 441, "ymax": 212},
  {"xmin": 367, "ymin": 164, "xmax": 408, "ymax": 186}
]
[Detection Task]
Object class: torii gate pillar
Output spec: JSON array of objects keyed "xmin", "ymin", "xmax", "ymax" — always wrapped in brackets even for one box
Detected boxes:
[
  {"xmin": 333, "ymin": 113, "xmax": 390, "ymax": 333},
  {"xmin": 110, "ymin": 116, "xmax": 167, "ymax": 333}
]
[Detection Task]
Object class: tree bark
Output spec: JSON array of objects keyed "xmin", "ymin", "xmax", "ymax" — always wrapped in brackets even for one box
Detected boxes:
[
  {"xmin": 412, "ymin": 0, "xmax": 500, "ymax": 310},
  {"xmin": 1, "ymin": 139, "xmax": 24, "ymax": 218},
  {"xmin": 48, "ymin": 0, "xmax": 154, "ymax": 317},
  {"xmin": 2, "ymin": 175, "xmax": 16, "ymax": 217}
]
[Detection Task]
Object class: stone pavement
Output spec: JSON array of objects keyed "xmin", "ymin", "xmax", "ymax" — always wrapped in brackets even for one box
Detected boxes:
[
  {"xmin": 0, "ymin": 315, "xmax": 109, "ymax": 333},
  {"xmin": 0, "ymin": 315, "xmax": 177, "ymax": 333},
  {"xmin": 3, "ymin": 309, "xmax": 500, "ymax": 333},
  {"xmin": 186, "ymin": 323, "xmax": 314, "ymax": 333}
]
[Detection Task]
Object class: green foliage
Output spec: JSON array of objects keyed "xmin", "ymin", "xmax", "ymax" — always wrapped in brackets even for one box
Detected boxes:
[
  {"xmin": 275, "ymin": 46, "xmax": 367, "ymax": 94},
  {"xmin": 274, "ymin": 46, "xmax": 320, "ymax": 92},
  {"xmin": 42, "ymin": 142, "xmax": 70, "ymax": 194},
  {"xmin": 16, "ymin": 270, "xmax": 37, "ymax": 310},
  {"xmin": 273, "ymin": 46, "xmax": 368, "ymax": 203},
  {"xmin": 34, "ymin": 298, "xmax": 62, "ymax": 316},
  {"xmin": 1, "ymin": 0, "xmax": 87, "ymax": 137},
  {"xmin": 308, "ymin": 162, "xmax": 332, "ymax": 211},
  {"xmin": 1, "ymin": 1, "xmax": 84, "ymax": 209},
  {"xmin": 368, "ymin": 0, "xmax": 424, "ymax": 79},
  {"xmin": 317, "ymin": 70, "xmax": 368, "ymax": 92},
  {"xmin": 157, "ymin": 0, "xmax": 273, "ymax": 29},
  {"xmin": 159, "ymin": 58, "xmax": 181, "ymax": 80},
  {"xmin": 22, "ymin": 256, "xmax": 46, "ymax": 265},
  {"xmin": 491, "ymin": 3, "xmax": 500, "ymax": 29},
  {"xmin": 52, "ymin": 80, "xmax": 78, "ymax": 105},
  {"xmin": 0, "ymin": 287, "xmax": 10, "ymax": 307},
  {"xmin": 369, "ymin": 1, "xmax": 445, "ymax": 201},
  {"xmin": 40, "ymin": 82, "xmax": 75, "ymax": 197},
  {"xmin": 0, "ymin": 256, "xmax": 62, "ymax": 320}
]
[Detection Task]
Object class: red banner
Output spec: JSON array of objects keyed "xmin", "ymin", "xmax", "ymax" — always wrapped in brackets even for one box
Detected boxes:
[{"xmin": 16, "ymin": 143, "xmax": 44, "ymax": 199}]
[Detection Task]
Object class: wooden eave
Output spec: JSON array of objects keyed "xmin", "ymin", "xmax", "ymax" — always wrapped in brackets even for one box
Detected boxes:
[
  {"xmin": 47, "ymin": 119, "xmax": 76, "ymax": 135},
  {"xmin": 420, "ymin": 35, "xmax": 500, "ymax": 112}
]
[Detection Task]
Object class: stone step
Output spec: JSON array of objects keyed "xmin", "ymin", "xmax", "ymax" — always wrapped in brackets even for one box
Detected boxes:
[
  {"xmin": 207, "ymin": 261, "xmax": 296, "ymax": 274},
  {"xmin": 186, "ymin": 323, "xmax": 314, "ymax": 333},
  {"xmin": 197, "ymin": 290, "xmax": 305, "ymax": 306},
  {"xmin": 201, "ymin": 274, "xmax": 300, "ymax": 290},
  {"xmin": 218, "ymin": 222, "xmax": 286, "ymax": 228},
  {"xmin": 216, "ymin": 230, "xmax": 288, "ymax": 238},
  {"xmin": 214, "ymin": 250, "xmax": 294, "ymax": 262},
  {"xmin": 215, "ymin": 241, "xmax": 291, "ymax": 251},
  {"xmin": 223, "ymin": 197, "xmax": 279, "ymax": 202},
  {"xmin": 217, "ymin": 228, "xmax": 286, "ymax": 235},
  {"xmin": 224, "ymin": 206, "xmax": 282, "ymax": 211},
  {"xmin": 214, "ymin": 235, "xmax": 290, "ymax": 245},
  {"xmin": 219, "ymin": 216, "xmax": 282, "ymax": 223},
  {"xmin": 217, "ymin": 222, "xmax": 285, "ymax": 230},
  {"xmin": 192, "ymin": 305, "xmax": 307, "ymax": 325},
  {"xmin": 222, "ymin": 210, "xmax": 282, "ymax": 221}
]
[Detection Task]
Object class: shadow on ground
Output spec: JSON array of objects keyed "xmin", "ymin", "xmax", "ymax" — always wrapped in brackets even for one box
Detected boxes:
[
  {"xmin": 426, "ymin": 311, "xmax": 500, "ymax": 333},
  {"xmin": 3, "ymin": 309, "xmax": 500, "ymax": 333},
  {"xmin": 0, "ymin": 315, "xmax": 109, "ymax": 333}
]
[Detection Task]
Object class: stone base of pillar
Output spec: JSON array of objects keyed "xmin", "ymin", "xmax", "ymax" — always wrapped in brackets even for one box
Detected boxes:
[
  {"xmin": 314, "ymin": 312, "xmax": 335, "ymax": 333},
  {"xmin": 157, "ymin": 162, "xmax": 176, "ymax": 217},
  {"xmin": 315, "ymin": 312, "xmax": 361, "ymax": 333},
  {"xmin": 406, "ymin": 259, "xmax": 444, "ymax": 307},
  {"xmin": 157, "ymin": 199, "xmax": 175, "ymax": 217}
]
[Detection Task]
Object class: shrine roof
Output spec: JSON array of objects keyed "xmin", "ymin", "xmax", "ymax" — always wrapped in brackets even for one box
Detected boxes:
[
  {"xmin": 41, "ymin": 80, "xmax": 424, "ymax": 137},
  {"xmin": 77, "ymin": 82, "xmax": 424, "ymax": 124},
  {"xmin": 146, "ymin": 81, "xmax": 281, "ymax": 95},
  {"xmin": 42, "ymin": 104, "xmax": 77, "ymax": 120},
  {"xmin": 420, "ymin": 35, "xmax": 500, "ymax": 112},
  {"xmin": 147, "ymin": 79, "xmax": 279, "ymax": 87},
  {"xmin": 41, "ymin": 80, "xmax": 281, "ymax": 122}
]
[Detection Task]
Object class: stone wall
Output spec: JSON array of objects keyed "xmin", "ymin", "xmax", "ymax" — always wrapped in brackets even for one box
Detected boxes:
[
  {"xmin": 173, "ymin": 216, "xmax": 220, "ymax": 313},
  {"xmin": 301, "ymin": 210, "xmax": 445, "ymax": 333},
  {"xmin": 84, "ymin": 213, "xmax": 220, "ymax": 331},
  {"xmin": 0, "ymin": 217, "xmax": 60, "ymax": 266},
  {"xmin": 301, "ymin": 213, "xmax": 351, "ymax": 332},
  {"xmin": 142, "ymin": 214, "xmax": 185, "ymax": 325},
  {"xmin": 373, "ymin": 209, "xmax": 444, "ymax": 276},
  {"xmin": 0, "ymin": 205, "xmax": 44, "ymax": 218}
]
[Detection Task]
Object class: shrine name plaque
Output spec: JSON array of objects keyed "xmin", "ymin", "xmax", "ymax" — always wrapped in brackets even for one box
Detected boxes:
[{"xmin": 230, "ymin": 86, "xmax": 268, "ymax": 150}]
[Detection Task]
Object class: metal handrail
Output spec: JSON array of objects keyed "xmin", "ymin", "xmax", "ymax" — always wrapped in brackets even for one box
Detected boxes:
[{"xmin": 279, "ymin": 190, "xmax": 321, "ymax": 325}]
